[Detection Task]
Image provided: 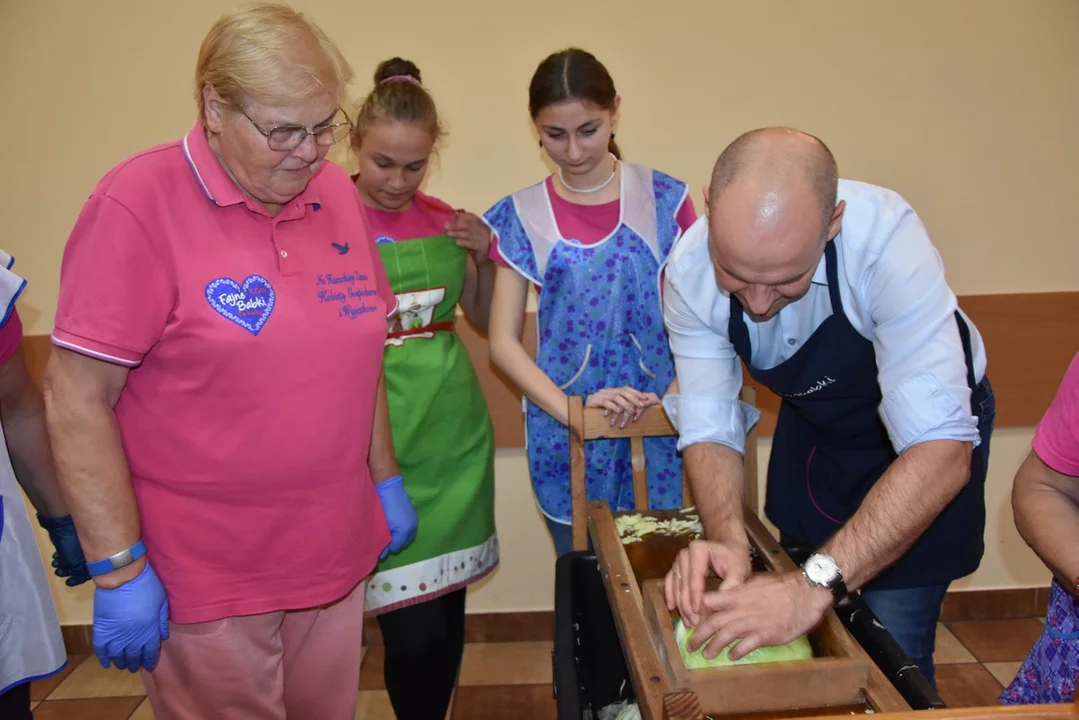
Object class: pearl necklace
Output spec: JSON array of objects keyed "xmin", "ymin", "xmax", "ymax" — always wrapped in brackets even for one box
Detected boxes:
[{"xmin": 558, "ymin": 154, "xmax": 619, "ymax": 194}]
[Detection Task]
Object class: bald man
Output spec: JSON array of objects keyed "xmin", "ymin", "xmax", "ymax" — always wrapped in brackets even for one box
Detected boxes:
[{"xmin": 660, "ymin": 128, "xmax": 994, "ymax": 687}]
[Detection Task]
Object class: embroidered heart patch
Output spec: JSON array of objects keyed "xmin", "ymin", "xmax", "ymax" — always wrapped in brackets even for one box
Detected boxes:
[{"xmin": 205, "ymin": 275, "xmax": 276, "ymax": 335}]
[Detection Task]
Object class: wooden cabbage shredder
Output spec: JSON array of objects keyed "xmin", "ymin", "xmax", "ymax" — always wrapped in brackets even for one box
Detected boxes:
[{"xmin": 566, "ymin": 389, "xmax": 1079, "ymax": 720}]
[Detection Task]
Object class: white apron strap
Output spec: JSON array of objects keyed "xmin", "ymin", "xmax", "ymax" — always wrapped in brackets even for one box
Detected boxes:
[
  {"xmin": 511, "ymin": 182, "xmax": 562, "ymax": 280},
  {"xmin": 620, "ymin": 163, "xmax": 661, "ymax": 263}
]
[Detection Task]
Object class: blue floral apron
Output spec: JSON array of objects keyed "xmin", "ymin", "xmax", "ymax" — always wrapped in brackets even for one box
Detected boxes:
[
  {"xmin": 1001, "ymin": 579, "xmax": 1078, "ymax": 704},
  {"xmin": 484, "ymin": 163, "xmax": 687, "ymax": 522},
  {"xmin": 728, "ymin": 239, "xmax": 994, "ymax": 589}
]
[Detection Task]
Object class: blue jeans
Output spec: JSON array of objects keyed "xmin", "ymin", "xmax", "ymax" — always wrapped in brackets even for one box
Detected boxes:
[
  {"xmin": 546, "ymin": 516, "xmax": 591, "ymax": 557},
  {"xmin": 860, "ymin": 583, "xmax": 949, "ymax": 688}
]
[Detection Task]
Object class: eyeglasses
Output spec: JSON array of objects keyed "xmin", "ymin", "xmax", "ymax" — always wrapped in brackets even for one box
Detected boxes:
[{"xmin": 239, "ymin": 106, "xmax": 353, "ymax": 152}]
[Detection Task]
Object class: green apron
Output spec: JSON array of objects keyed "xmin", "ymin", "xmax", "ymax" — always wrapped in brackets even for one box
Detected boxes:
[{"xmin": 365, "ymin": 234, "xmax": 498, "ymax": 615}]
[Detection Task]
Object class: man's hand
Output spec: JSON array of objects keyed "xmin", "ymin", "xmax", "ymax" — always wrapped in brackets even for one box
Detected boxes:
[
  {"xmin": 690, "ymin": 570, "xmax": 832, "ymax": 661},
  {"xmin": 664, "ymin": 539, "xmax": 752, "ymax": 627}
]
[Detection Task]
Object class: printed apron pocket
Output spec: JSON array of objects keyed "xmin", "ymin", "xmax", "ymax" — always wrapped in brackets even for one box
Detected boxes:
[
  {"xmin": 629, "ymin": 334, "xmax": 658, "ymax": 381},
  {"xmin": 556, "ymin": 344, "xmax": 593, "ymax": 391}
]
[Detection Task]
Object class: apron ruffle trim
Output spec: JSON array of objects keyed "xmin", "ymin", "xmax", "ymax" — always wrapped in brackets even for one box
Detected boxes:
[{"xmin": 363, "ymin": 535, "xmax": 499, "ymax": 616}]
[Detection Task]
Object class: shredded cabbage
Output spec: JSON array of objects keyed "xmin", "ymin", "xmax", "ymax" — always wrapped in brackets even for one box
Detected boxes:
[
  {"xmin": 598, "ymin": 701, "xmax": 642, "ymax": 720},
  {"xmin": 674, "ymin": 617, "xmax": 814, "ymax": 669}
]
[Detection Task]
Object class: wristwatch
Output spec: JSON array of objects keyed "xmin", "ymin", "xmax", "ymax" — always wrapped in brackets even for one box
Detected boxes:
[{"xmin": 801, "ymin": 553, "xmax": 848, "ymax": 604}]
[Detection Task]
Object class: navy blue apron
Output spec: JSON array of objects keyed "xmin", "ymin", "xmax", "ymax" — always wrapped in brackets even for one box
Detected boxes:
[{"xmin": 729, "ymin": 240, "xmax": 992, "ymax": 590}]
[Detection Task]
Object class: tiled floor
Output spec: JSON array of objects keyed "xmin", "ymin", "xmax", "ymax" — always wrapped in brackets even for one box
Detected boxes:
[{"xmin": 28, "ymin": 618, "xmax": 1046, "ymax": 718}]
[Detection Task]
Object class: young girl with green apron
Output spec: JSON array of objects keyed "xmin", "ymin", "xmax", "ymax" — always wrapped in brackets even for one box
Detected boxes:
[{"xmin": 350, "ymin": 58, "xmax": 498, "ymax": 720}]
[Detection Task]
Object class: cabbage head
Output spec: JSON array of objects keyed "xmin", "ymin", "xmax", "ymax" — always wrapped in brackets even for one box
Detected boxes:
[{"xmin": 674, "ymin": 617, "xmax": 814, "ymax": 669}]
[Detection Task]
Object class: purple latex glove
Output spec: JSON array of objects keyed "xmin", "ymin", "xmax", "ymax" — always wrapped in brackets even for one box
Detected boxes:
[
  {"xmin": 375, "ymin": 474, "xmax": 418, "ymax": 559},
  {"xmin": 93, "ymin": 562, "xmax": 170, "ymax": 673}
]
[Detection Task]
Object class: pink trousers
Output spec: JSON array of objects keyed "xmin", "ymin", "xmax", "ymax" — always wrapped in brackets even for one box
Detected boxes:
[{"xmin": 141, "ymin": 582, "xmax": 364, "ymax": 720}]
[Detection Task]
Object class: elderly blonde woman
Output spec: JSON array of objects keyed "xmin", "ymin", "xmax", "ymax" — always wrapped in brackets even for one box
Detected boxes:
[{"xmin": 42, "ymin": 4, "xmax": 417, "ymax": 718}]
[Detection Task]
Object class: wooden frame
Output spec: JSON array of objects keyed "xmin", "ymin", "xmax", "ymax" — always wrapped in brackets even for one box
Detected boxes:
[
  {"xmin": 586, "ymin": 500, "xmax": 911, "ymax": 720},
  {"xmin": 568, "ymin": 387, "xmax": 760, "ymax": 551},
  {"xmin": 640, "ymin": 505, "xmax": 874, "ymax": 717},
  {"xmin": 588, "ymin": 497, "xmax": 1079, "ymax": 719},
  {"xmin": 642, "ymin": 578, "xmax": 869, "ymax": 715}
]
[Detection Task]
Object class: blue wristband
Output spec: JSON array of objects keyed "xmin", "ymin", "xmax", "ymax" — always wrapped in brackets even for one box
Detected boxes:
[{"xmin": 86, "ymin": 539, "xmax": 147, "ymax": 577}]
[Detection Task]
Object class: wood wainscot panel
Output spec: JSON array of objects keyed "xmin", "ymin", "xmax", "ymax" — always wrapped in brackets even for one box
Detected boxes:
[
  {"xmin": 959, "ymin": 292, "xmax": 1079, "ymax": 427},
  {"xmin": 458, "ymin": 291, "xmax": 1079, "ymax": 447},
  {"xmin": 23, "ymin": 291, "xmax": 1079, "ymax": 449}
]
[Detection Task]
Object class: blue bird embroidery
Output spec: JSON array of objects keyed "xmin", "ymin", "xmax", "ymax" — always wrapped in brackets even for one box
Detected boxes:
[{"xmin": 331, "ymin": 242, "xmax": 350, "ymax": 255}]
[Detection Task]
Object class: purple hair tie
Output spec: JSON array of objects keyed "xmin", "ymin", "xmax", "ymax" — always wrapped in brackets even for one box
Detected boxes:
[{"xmin": 380, "ymin": 74, "xmax": 421, "ymax": 86}]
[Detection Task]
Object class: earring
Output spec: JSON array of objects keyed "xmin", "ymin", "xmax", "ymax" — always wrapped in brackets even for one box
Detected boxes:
[
  {"xmin": 538, "ymin": 139, "xmax": 542, "ymax": 148},
  {"xmin": 611, "ymin": 132, "xmax": 616, "ymax": 140}
]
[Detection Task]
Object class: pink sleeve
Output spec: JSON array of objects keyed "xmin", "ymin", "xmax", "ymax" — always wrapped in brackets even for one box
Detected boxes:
[
  {"xmin": 415, "ymin": 192, "xmax": 458, "ymax": 227},
  {"xmin": 659, "ymin": 195, "xmax": 698, "ymax": 300},
  {"xmin": 359, "ymin": 204, "xmax": 398, "ymax": 317},
  {"xmin": 52, "ymin": 195, "xmax": 174, "ymax": 366},
  {"xmin": 1032, "ymin": 354, "xmax": 1079, "ymax": 476},
  {"xmin": 488, "ymin": 233, "xmax": 512, "ymax": 269},
  {"xmin": 676, "ymin": 194, "xmax": 698, "ymax": 235},
  {"xmin": 0, "ymin": 307, "xmax": 23, "ymax": 366}
]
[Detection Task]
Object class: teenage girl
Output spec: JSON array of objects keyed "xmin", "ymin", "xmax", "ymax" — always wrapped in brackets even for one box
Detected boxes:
[
  {"xmin": 448, "ymin": 48, "xmax": 698, "ymax": 557},
  {"xmin": 352, "ymin": 57, "xmax": 498, "ymax": 719}
]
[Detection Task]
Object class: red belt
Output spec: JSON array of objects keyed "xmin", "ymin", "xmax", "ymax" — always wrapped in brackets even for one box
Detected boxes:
[{"xmin": 387, "ymin": 321, "xmax": 456, "ymax": 339}]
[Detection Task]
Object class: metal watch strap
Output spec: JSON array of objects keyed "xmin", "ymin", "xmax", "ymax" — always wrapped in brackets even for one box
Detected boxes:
[{"xmin": 86, "ymin": 539, "xmax": 147, "ymax": 577}]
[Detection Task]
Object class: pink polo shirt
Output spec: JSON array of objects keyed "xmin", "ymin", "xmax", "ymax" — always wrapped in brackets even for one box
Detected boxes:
[
  {"xmin": 1032, "ymin": 353, "xmax": 1079, "ymax": 477},
  {"xmin": 362, "ymin": 190, "xmax": 457, "ymax": 241},
  {"xmin": 53, "ymin": 124, "xmax": 397, "ymax": 623}
]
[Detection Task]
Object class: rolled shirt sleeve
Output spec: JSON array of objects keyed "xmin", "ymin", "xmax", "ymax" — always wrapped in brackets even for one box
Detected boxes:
[
  {"xmin": 865, "ymin": 205, "xmax": 981, "ymax": 453},
  {"xmin": 661, "ymin": 222, "xmax": 760, "ymax": 454}
]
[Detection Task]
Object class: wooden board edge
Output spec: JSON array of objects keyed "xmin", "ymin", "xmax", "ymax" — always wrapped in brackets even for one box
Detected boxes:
[
  {"xmin": 662, "ymin": 691, "xmax": 706, "ymax": 720},
  {"xmin": 743, "ymin": 507, "xmax": 799, "ymax": 573},
  {"xmin": 793, "ymin": 704, "xmax": 1078, "ymax": 720},
  {"xmin": 588, "ymin": 500, "xmax": 675, "ymax": 720},
  {"xmin": 865, "ymin": 659, "xmax": 912, "ymax": 714},
  {"xmin": 641, "ymin": 579, "xmax": 692, "ymax": 691},
  {"xmin": 687, "ymin": 658, "xmax": 868, "ymax": 716}
]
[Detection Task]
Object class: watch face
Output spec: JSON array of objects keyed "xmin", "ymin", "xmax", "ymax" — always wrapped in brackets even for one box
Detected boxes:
[{"xmin": 804, "ymin": 555, "xmax": 839, "ymax": 585}]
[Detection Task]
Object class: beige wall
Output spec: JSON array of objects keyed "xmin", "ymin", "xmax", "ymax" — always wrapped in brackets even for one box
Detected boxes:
[{"xmin": 4, "ymin": 0, "xmax": 1076, "ymax": 623}]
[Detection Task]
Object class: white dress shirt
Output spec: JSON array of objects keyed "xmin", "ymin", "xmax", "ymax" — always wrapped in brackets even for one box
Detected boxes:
[{"xmin": 662, "ymin": 179, "xmax": 987, "ymax": 456}]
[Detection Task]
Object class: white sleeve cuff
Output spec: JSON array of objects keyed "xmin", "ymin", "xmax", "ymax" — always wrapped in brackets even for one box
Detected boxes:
[
  {"xmin": 879, "ymin": 371, "xmax": 981, "ymax": 453},
  {"xmin": 662, "ymin": 394, "xmax": 761, "ymax": 455}
]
